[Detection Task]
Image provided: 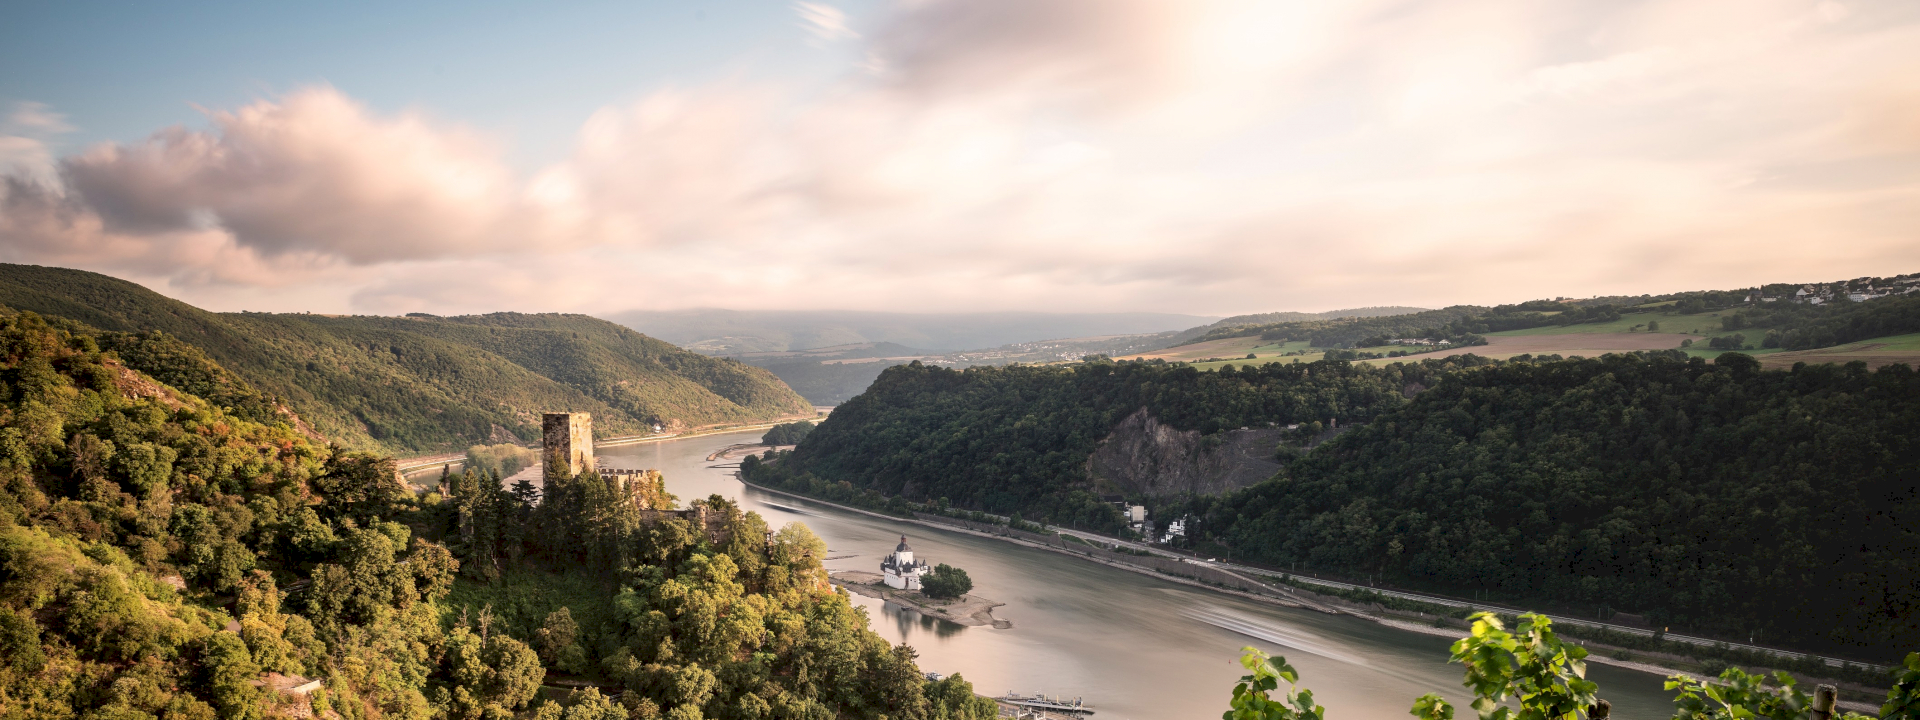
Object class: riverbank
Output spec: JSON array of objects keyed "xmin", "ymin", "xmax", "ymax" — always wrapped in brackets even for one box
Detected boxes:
[
  {"xmin": 738, "ymin": 477, "xmax": 1342, "ymax": 614},
  {"xmin": 706, "ymin": 442, "xmax": 794, "ymax": 462},
  {"xmin": 737, "ymin": 477, "xmax": 1888, "ymax": 713},
  {"xmin": 828, "ymin": 570, "xmax": 1012, "ymax": 628}
]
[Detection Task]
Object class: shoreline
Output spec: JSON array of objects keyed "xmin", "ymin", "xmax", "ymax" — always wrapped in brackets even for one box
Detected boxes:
[
  {"xmin": 827, "ymin": 570, "xmax": 1012, "ymax": 628},
  {"xmin": 735, "ymin": 477, "xmax": 1886, "ymax": 713}
]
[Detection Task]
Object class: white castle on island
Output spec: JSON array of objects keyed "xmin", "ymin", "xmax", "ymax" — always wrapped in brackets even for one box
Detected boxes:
[{"xmin": 880, "ymin": 535, "xmax": 930, "ymax": 590}]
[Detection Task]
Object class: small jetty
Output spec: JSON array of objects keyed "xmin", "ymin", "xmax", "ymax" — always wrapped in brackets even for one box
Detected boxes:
[{"xmin": 998, "ymin": 692, "xmax": 1095, "ymax": 715}]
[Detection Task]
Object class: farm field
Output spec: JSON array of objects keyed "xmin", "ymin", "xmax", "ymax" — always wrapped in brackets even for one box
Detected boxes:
[
  {"xmin": 1489, "ymin": 310, "xmax": 1729, "ymax": 336},
  {"xmin": 1118, "ymin": 337, "xmax": 1307, "ymax": 362},
  {"xmin": 1753, "ymin": 332, "xmax": 1920, "ymax": 370},
  {"xmin": 1127, "ymin": 309, "xmax": 1920, "ymax": 372}
]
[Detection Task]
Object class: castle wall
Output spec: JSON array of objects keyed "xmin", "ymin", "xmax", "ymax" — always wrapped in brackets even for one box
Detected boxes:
[{"xmin": 543, "ymin": 413, "xmax": 595, "ymax": 477}]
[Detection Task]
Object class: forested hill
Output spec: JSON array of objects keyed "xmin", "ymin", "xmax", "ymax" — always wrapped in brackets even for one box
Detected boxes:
[
  {"xmin": 771, "ymin": 357, "xmax": 1492, "ymax": 527},
  {"xmin": 1175, "ymin": 352, "xmax": 1919, "ymax": 658},
  {"xmin": 0, "ymin": 308, "xmax": 992, "ymax": 718},
  {"xmin": 0, "ymin": 264, "xmax": 813, "ymax": 452},
  {"xmin": 761, "ymin": 351, "xmax": 1919, "ymax": 659}
]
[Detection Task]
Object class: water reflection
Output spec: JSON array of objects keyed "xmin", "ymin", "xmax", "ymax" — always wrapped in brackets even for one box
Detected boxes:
[{"xmin": 598, "ymin": 433, "xmax": 1676, "ymax": 720}]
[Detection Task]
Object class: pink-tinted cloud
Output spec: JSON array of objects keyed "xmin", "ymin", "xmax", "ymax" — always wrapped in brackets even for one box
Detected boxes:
[{"xmin": 3, "ymin": 0, "xmax": 1919, "ymax": 317}]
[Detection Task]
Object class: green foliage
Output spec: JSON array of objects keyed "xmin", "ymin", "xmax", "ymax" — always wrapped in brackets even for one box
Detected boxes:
[
  {"xmin": 761, "ymin": 420, "xmax": 816, "ymax": 445},
  {"xmin": 1181, "ymin": 351, "xmax": 1920, "ymax": 656},
  {"xmin": 1706, "ymin": 334, "xmax": 1747, "ymax": 350},
  {"xmin": 0, "ymin": 305, "xmax": 962, "ymax": 719},
  {"xmin": 766, "ymin": 357, "xmax": 1491, "ymax": 531},
  {"xmin": 1760, "ymin": 294, "xmax": 1920, "ymax": 350},
  {"xmin": 1412, "ymin": 613, "xmax": 1597, "ymax": 720},
  {"xmin": 1215, "ymin": 301, "xmax": 1620, "ymax": 348},
  {"xmin": 0, "ymin": 264, "xmax": 812, "ymax": 453},
  {"xmin": 920, "ymin": 563, "xmax": 972, "ymax": 599},
  {"xmin": 1666, "ymin": 665, "xmax": 1874, "ymax": 720},
  {"xmin": 926, "ymin": 673, "xmax": 999, "ymax": 720},
  {"xmin": 439, "ymin": 624, "xmax": 543, "ymax": 717},
  {"xmin": 1222, "ymin": 620, "xmax": 1906, "ymax": 720},
  {"xmin": 1881, "ymin": 652, "xmax": 1920, "ymax": 720},
  {"xmin": 1224, "ymin": 647, "xmax": 1324, "ymax": 720}
]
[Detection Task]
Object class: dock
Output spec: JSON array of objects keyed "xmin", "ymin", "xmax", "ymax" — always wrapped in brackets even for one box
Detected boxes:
[{"xmin": 998, "ymin": 692, "xmax": 1094, "ymax": 715}]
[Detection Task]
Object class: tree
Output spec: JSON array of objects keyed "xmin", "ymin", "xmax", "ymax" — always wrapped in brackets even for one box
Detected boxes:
[
  {"xmin": 442, "ymin": 625, "xmax": 544, "ymax": 717},
  {"xmin": 1647, "ymin": 320, "xmax": 1660, "ymax": 332},
  {"xmin": 762, "ymin": 420, "xmax": 816, "ymax": 445},
  {"xmin": 537, "ymin": 607, "xmax": 588, "ymax": 674},
  {"xmin": 920, "ymin": 564, "xmax": 973, "ymax": 599},
  {"xmin": 199, "ymin": 633, "xmax": 263, "ymax": 720},
  {"xmin": 311, "ymin": 451, "xmax": 404, "ymax": 524}
]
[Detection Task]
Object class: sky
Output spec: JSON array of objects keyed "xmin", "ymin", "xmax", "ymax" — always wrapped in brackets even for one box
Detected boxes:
[{"xmin": 2, "ymin": 0, "xmax": 1918, "ymax": 317}]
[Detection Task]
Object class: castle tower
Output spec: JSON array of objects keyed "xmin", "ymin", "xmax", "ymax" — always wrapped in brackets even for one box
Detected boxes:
[{"xmin": 543, "ymin": 413, "xmax": 595, "ymax": 477}]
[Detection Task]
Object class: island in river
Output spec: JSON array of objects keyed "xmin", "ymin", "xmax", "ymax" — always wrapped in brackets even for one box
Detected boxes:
[{"xmin": 829, "ymin": 570, "xmax": 1013, "ymax": 629}]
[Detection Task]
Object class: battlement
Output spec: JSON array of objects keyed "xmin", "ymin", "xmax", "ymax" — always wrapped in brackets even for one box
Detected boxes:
[{"xmin": 637, "ymin": 505, "xmax": 733, "ymax": 546}]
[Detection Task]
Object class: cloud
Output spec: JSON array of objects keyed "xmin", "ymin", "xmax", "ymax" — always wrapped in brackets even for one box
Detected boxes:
[
  {"xmin": 796, "ymin": 2, "xmax": 857, "ymax": 44},
  {"xmin": 56, "ymin": 88, "xmax": 528, "ymax": 264},
  {"xmin": 0, "ymin": 101, "xmax": 75, "ymax": 188},
  {"xmin": 3, "ymin": 0, "xmax": 1920, "ymax": 317}
]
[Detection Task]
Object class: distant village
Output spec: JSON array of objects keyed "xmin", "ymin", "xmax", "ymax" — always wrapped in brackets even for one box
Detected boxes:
[{"xmin": 1749, "ymin": 274, "xmax": 1920, "ymax": 305}]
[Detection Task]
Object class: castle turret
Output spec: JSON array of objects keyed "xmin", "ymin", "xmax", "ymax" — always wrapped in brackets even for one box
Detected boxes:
[
  {"xmin": 881, "ymin": 535, "xmax": 928, "ymax": 590},
  {"xmin": 543, "ymin": 413, "xmax": 595, "ymax": 477}
]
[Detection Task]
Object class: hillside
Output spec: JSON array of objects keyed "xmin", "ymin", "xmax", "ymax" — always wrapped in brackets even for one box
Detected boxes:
[
  {"xmin": 754, "ymin": 350, "xmax": 1920, "ymax": 660},
  {"xmin": 0, "ymin": 308, "xmax": 989, "ymax": 719},
  {"xmin": 610, "ymin": 307, "xmax": 1217, "ymax": 354},
  {"xmin": 1193, "ymin": 306, "xmax": 1430, "ymax": 334},
  {"xmin": 0, "ymin": 264, "xmax": 813, "ymax": 452},
  {"xmin": 749, "ymin": 357, "xmax": 1489, "ymax": 528},
  {"xmin": 1169, "ymin": 352, "xmax": 1920, "ymax": 659}
]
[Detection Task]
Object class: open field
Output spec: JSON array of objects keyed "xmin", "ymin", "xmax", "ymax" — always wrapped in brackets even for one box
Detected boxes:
[
  {"xmin": 1490, "ymin": 311, "xmax": 1729, "ymax": 336},
  {"xmin": 1127, "ymin": 310, "xmax": 1920, "ymax": 372},
  {"xmin": 1345, "ymin": 332, "xmax": 1702, "ymax": 364},
  {"xmin": 1117, "ymin": 336, "xmax": 1306, "ymax": 361},
  {"xmin": 1753, "ymin": 333, "xmax": 1920, "ymax": 370}
]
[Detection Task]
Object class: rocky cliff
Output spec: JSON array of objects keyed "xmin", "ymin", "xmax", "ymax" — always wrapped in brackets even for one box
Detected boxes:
[{"xmin": 1087, "ymin": 407, "xmax": 1285, "ymax": 498}]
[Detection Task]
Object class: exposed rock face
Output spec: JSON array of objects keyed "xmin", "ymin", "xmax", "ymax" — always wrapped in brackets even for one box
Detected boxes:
[{"xmin": 1088, "ymin": 408, "xmax": 1284, "ymax": 498}]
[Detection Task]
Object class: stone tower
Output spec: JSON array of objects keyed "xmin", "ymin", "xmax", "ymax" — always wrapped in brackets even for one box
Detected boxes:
[{"xmin": 543, "ymin": 413, "xmax": 595, "ymax": 477}]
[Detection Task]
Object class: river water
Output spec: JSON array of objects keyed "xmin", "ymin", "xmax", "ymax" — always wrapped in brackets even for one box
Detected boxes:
[{"xmin": 600, "ymin": 431, "xmax": 1676, "ymax": 719}]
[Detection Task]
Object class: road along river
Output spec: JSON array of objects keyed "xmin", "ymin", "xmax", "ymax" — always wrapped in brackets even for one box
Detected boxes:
[{"xmin": 600, "ymin": 430, "xmax": 1677, "ymax": 720}]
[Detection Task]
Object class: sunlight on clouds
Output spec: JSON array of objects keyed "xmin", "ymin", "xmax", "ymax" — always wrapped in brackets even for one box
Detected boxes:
[
  {"xmin": 796, "ymin": 2, "xmax": 857, "ymax": 44},
  {"xmin": 2, "ymin": 0, "xmax": 1918, "ymax": 316}
]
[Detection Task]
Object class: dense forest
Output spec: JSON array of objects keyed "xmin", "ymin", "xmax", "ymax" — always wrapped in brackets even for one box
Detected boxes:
[
  {"xmin": 1736, "ymin": 295, "xmax": 1920, "ymax": 350},
  {"xmin": 761, "ymin": 347, "xmax": 1919, "ymax": 660},
  {"xmin": 0, "ymin": 308, "xmax": 992, "ymax": 719},
  {"xmin": 0, "ymin": 264, "xmax": 812, "ymax": 453},
  {"xmin": 760, "ymin": 357, "xmax": 1494, "ymax": 531},
  {"xmin": 1169, "ymin": 351, "xmax": 1919, "ymax": 658}
]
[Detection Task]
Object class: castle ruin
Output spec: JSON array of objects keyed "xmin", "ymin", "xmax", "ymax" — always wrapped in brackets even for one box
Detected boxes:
[
  {"xmin": 540, "ymin": 411, "xmax": 729, "ymax": 544},
  {"xmin": 543, "ymin": 412, "xmax": 595, "ymax": 477}
]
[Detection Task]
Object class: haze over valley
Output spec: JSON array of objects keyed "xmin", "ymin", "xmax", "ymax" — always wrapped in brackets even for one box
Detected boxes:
[{"xmin": 4, "ymin": 2, "xmax": 1919, "ymax": 719}]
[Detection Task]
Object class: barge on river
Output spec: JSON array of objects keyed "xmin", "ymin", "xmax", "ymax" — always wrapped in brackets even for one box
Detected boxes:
[{"xmin": 998, "ymin": 692, "xmax": 1095, "ymax": 715}]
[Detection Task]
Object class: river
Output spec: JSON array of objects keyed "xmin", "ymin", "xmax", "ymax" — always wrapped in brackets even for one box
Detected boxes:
[{"xmin": 599, "ymin": 431, "xmax": 1677, "ymax": 719}]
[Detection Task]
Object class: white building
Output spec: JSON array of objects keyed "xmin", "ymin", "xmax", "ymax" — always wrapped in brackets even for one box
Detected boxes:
[
  {"xmin": 1161, "ymin": 518, "xmax": 1187, "ymax": 544},
  {"xmin": 881, "ymin": 536, "xmax": 929, "ymax": 590}
]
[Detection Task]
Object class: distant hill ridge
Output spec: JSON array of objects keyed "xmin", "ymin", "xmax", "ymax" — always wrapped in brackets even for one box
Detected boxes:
[
  {"xmin": 610, "ymin": 308, "xmax": 1220, "ymax": 354},
  {"xmin": 1197, "ymin": 306, "xmax": 1430, "ymax": 333},
  {"xmin": 0, "ymin": 264, "xmax": 812, "ymax": 453}
]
